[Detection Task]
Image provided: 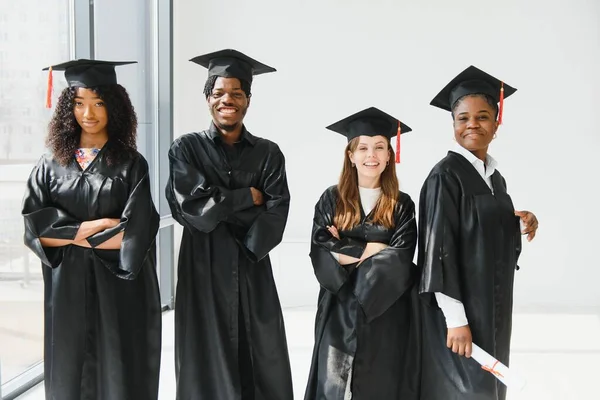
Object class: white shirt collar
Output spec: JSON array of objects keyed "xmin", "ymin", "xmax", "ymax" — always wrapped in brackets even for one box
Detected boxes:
[
  {"xmin": 358, "ymin": 186, "xmax": 381, "ymax": 215},
  {"xmin": 452, "ymin": 143, "xmax": 498, "ymax": 179}
]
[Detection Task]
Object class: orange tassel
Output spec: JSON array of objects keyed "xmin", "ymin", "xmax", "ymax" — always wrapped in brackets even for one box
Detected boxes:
[
  {"xmin": 395, "ymin": 121, "xmax": 401, "ymax": 164},
  {"xmin": 45, "ymin": 67, "xmax": 53, "ymax": 109},
  {"xmin": 498, "ymin": 81, "xmax": 504, "ymax": 125}
]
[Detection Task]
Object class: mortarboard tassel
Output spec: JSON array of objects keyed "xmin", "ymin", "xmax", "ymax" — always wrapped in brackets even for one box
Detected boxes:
[
  {"xmin": 45, "ymin": 67, "xmax": 53, "ymax": 109},
  {"xmin": 498, "ymin": 81, "xmax": 504, "ymax": 125},
  {"xmin": 395, "ymin": 121, "xmax": 401, "ymax": 164}
]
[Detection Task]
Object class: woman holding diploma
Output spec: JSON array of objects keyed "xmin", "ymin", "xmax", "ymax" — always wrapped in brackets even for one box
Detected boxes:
[{"xmin": 417, "ymin": 66, "xmax": 538, "ymax": 400}]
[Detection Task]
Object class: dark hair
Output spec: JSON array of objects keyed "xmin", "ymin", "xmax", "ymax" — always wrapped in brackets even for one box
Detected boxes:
[
  {"xmin": 203, "ymin": 75, "xmax": 252, "ymax": 99},
  {"xmin": 451, "ymin": 93, "xmax": 498, "ymax": 120},
  {"xmin": 46, "ymin": 85, "xmax": 138, "ymax": 166}
]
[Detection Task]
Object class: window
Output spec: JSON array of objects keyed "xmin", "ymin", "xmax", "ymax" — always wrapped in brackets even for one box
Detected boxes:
[{"xmin": 0, "ymin": 0, "xmax": 70, "ymax": 396}]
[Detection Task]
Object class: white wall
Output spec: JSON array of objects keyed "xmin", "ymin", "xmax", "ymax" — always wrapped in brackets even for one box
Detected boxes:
[{"xmin": 173, "ymin": 0, "xmax": 600, "ymax": 310}]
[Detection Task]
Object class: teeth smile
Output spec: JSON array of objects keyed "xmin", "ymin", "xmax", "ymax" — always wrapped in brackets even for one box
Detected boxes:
[{"xmin": 364, "ymin": 162, "xmax": 379, "ymax": 166}]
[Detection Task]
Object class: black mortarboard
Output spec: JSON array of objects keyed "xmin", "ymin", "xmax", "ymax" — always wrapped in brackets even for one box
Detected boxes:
[
  {"xmin": 430, "ymin": 65, "xmax": 517, "ymax": 124},
  {"xmin": 189, "ymin": 49, "xmax": 276, "ymax": 84},
  {"xmin": 42, "ymin": 59, "xmax": 137, "ymax": 108},
  {"xmin": 43, "ymin": 59, "xmax": 137, "ymax": 87},
  {"xmin": 326, "ymin": 107, "xmax": 412, "ymax": 163}
]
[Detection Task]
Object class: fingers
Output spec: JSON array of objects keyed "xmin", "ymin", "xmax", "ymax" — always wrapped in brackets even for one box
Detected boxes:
[
  {"xmin": 521, "ymin": 214, "xmax": 538, "ymax": 241},
  {"xmin": 326, "ymin": 226, "xmax": 340, "ymax": 239},
  {"xmin": 447, "ymin": 326, "xmax": 472, "ymax": 357},
  {"xmin": 465, "ymin": 341, "xmax": 472, "ymax": 358},
  {"xmin": 452, "ymin": 341, "xmax": 460, "ymax": 354},
  {"xmin": 449, "ymin": 337, "xmax": 466, "ymax": 355},
  {"xmin": 517, "ymin": 211, "xmax": 539, "ymax": 241}
]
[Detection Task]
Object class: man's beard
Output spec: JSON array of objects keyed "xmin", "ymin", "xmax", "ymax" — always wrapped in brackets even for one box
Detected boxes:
[{"xmin": 215, "ymin": 121, "xmax": 239, "ymax": 132}]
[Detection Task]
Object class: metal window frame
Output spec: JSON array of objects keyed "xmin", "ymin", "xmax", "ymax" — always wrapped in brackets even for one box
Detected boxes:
[
  {"xmin": 154, "ymin": 0, "xmax": 175, "ymax": 310},
  {"xmin": 0, "ymin": 1, "xmax": 175, "ymax": 397}
]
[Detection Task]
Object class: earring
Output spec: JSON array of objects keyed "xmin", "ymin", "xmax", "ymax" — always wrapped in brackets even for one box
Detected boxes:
[
  {"xmin": 351, "ymin": 162, "xmax": 355, "ymax": 168},
  {"xmin": 493, "ymin": 133, "xmax": 498, "ymax": 139},
  {"xmin": 386, "ymin": 161, "xmax": 389, "ymax": 166}
]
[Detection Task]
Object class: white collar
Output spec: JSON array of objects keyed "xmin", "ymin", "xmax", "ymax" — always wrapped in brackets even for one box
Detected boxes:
[{"xmin": 452, "ymin": 143, "xmax": 498, "ymax": 177}]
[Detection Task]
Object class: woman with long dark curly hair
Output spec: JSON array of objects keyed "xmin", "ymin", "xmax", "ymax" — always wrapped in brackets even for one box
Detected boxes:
[
  {"xmin": 22, "ymin": 59, "xmax": 161, "ymax": 400},
  {"xmin": 304, "ymin": 107, "xmax": 420, "ymax": 400}
]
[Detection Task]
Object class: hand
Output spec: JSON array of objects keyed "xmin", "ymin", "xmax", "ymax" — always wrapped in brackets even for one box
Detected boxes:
[
  {"xmin": 326, "ymin": 225, "xmax": 340, "ymax": 240},
  {"xmin": 514, "ymin": 210, "xmax": 538, "ymax": 242},
  {"xmin": 250, "ymin": 187, "xmax": 264, "ymax": 206},
  {"xmin": 447, "ymin": 325, "xmax": 473, "ymax": 358}
]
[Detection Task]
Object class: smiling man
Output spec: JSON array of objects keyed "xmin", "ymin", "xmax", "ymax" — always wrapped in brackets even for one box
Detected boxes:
[{"xmin": 166, "ymin": 49, "xmax": 293, "ymax": 400}]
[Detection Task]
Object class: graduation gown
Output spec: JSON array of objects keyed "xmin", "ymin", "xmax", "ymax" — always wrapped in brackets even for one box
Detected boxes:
[
  {"xmin": 165, "ymin": 123, "xmax": 294, "ymax": 400},
  {"xmin": 417, "ymin": 151, "xmax": 522, "ymax": 400},
  {"xmin": 21, "ymin": 147, "xmax": 161, "ymax": 400},
  {"xmin": 304, "ymin": 185, "xmax": 420, "ymax": 400}
]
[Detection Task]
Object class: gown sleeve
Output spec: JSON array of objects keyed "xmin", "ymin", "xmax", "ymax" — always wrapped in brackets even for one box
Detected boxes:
[
  {"xmin": 22, "ymin": 157, "xmax": 82, "ymax": 268},
  {"xmin": 240, "ymin": 148, "xmax": 291, "ymax": 262},
  {"xmin": 86, "ymin": 155, "xmax": 159, "ymax": 279},
  {"xmin": 353, "ymin": 196, "xmax": 418, "ymax": 323},
  {"xmin": 502, "ymin": 175, "xmax": 523, "ymax": 269},
  {"xmin": 165, "ymin": 138, "xmax": 255, "ymax": 233},
  {"xmin": 309, "ymin": 188, "xmax": 367, "ymax": 295},
  {"xmin": 418, "ymin": 172, "xmax": 463, "ymax": 302}
]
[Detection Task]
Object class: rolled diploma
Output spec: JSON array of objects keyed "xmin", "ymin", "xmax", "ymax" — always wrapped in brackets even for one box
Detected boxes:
[{"xmin": 471, "ymin": 343, "xmax": 526, "ymax": 391}]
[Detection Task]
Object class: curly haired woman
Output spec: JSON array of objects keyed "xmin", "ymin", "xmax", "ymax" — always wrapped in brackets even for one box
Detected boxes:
[{"xmin": 22, "ymin": 60, "xmax": 161, "ymax": 400}]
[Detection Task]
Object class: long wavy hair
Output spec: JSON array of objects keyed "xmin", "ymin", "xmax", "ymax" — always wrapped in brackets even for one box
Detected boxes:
[
  {"xmin": 46, "ymin": 84, "xmax": 138, "ymax": 166},
  {"xmin": 334, "ymin": 136, "xmax": 399, "ymax": 230}
]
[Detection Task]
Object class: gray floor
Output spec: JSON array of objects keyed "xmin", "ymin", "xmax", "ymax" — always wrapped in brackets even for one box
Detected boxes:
[{"xmin": 17, "ymin": 308, "xmax": 600, "ymax": 400}]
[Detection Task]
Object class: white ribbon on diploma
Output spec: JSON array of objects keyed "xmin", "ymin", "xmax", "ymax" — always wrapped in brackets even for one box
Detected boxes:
[{"xmin": 471, "ymin": 343, "xmax": 527, "ymax": 391}]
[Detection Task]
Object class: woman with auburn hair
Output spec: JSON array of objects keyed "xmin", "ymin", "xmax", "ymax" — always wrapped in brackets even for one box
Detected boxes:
[
  {"xmin": 22, "ymin": 60, "xmax": 161, "ymax": 400},
  {"xmin": 304, "ymin": 107, "xmax": 420, "ymax": 400}
]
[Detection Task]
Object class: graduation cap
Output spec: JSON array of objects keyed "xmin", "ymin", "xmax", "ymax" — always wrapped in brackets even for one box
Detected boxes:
[
  {"xmin": 189, "ymin": 49, "xmax": 276, "ymax": 84},
  {"xmin": 430, "ymin": 65, "xmax": 517, "ymax": 124},
  {"xmin": 42, "ymin": 59, "xmax": 137, "ymax": 108},
  {"xmin": 326, "ymin": 107, "xmax": 412, "ymax": 163}
]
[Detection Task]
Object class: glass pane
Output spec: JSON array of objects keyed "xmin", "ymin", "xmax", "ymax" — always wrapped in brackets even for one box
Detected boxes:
[{"xmin": 0, "ymin": 0, "xmax": 70, "ymax": 384}]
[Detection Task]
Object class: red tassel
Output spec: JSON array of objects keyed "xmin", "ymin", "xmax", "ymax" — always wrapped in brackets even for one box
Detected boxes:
[
  {"xmin": 395, "ymin": 121, "xmax": 401, "ymax": 164},
  {"xmin": 45, "ymin": 67, "xmax": 53, "ymax": 109},
  {"xmin": 498, "ymin": 81, "xmax": 504, "ymax": 125}
]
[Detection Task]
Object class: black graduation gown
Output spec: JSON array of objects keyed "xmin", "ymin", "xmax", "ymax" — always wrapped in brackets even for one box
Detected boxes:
[
  {"xmin": 165, "ymin": 123, "xmax": 294, "ymax": 400},
  {"xmin": 304, "ymin": 185, "xmax": 421, "ymax": 400},
  {"xmin": 417, "ymin": 151, "xmax": 522, "ymax": 400},
  {"xmin": 21, "ymin": 147, "xmax": 162, "ymax": 400}
]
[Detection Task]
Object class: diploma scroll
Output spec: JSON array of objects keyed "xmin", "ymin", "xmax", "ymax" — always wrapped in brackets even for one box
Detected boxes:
[{"xmin": 471, "ymin": 343, "xmax": 526, "ymax": 391}]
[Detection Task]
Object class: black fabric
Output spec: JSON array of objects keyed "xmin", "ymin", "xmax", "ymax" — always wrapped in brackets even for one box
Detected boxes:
[
  {"xmin": 325, "ymin": 107, "xmax": 412, "ymax": 142},
  {"xmin": 22, "ymin": 148, "xmax": 161, "ymax": 400},
  {"xmin": 190, "ymin": 49, "xmax": 276, "ymax": 84},
  {"xmin": 417, "ymin": 151, "xmax": 522, "ymax": 400},
  {"xmin": 43, "ymin": 59, "xmax": 136, "ymax": 87},
  {"xmin": 304, "ymin": 185, "xmax": 421, "ymax": 400},
  {"xmin": 166, "ymin": 122, "xmax": 293, "ymax": 400},
  {"xmin": 429, "ymin": 65, "xmax": 517, "ymax": 111}
]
